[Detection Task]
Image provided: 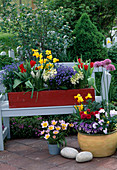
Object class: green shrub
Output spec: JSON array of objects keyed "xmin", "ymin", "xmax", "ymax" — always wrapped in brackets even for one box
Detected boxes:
[
  {"xmin": 108, "ymin": 42, "xmax": 117, "ymax": 63},
  {"xmin": 73, "ymin": 13, "xmax": 107, "ymax": 62},
  {"xmin": 0, "ymin": 55, "xmax": 14, "ymax": 70},
  {"xmin": 0, "ymin": 32, "xmax": 18, "ymax": 52}
]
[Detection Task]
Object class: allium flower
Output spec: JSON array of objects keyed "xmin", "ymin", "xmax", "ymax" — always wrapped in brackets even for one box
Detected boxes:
[
  {"xmin": 100, "ymin": 61, "xmax": 105, "ymax": 67},
  {"xmin": 104, "ymin": 59, "xmax": 111, "ymax": 65},
  {"xmin": 106, "ymin": 64, "xmax": 116, "ymax": 71},
  {"xmin": 94, "ymin": 61, "xmax": 101, "ymax": 67}
]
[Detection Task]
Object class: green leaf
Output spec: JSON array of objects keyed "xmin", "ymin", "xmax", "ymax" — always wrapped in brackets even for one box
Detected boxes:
[
  {"xmin": 13, "ymin": 79, "xmax": 22, "ymax": 89},
  {"xmin": 87, "ymin": 77, "xmax": 99, "ymax": 93},
  {"xmin": 25, "ymin": 80, "xmax": 33, "ymax": 89}
]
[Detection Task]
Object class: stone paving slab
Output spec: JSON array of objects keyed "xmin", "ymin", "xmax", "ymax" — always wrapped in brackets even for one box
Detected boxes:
[{"xmin": 0, "ymin": 136, "xmax": 117, "ymax": 170}]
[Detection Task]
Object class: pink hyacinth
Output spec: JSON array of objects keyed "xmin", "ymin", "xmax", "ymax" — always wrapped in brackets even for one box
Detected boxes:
[
  {"xmin": 94, "ymin": 61, "xmax": 102, "ymax": 67},
  {"xmin": 104, "ymin": 59, "xmax": 111, "ymax": 65},
  {"xmin": 106, "ymin": 64, "xmax": 116, "ymax": 71}
]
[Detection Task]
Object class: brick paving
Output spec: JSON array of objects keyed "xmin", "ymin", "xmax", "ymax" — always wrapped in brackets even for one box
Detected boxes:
[{"xmin": 0, "ymin": 136, "xmax": 117, "ymax": 170}]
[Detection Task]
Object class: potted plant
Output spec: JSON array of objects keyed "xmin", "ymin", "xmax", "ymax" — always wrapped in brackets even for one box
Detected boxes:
[
  {"xmin": 0, "ymin": 50, "xmax": 95, "ymax": 108},
  {"xmin": 40, "ymin": 119, "xmax": 70, "ymax": 155},
  {"xmin": 72, "ymin": 93, "xmax": 117, "ymax": 157}
]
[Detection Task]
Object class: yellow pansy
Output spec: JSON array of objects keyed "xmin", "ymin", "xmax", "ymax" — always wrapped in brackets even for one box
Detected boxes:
[
  {"xmin": 46, "ymin": 50, "xmax": 51, "ymax": 55},
  {"xmin": 69, "ymin": 123, "xmax": 74, "ymax": 127},
  {"xmin": 47, "ymin": 55, "xmax": 52, "ymax": 60},
  {"xmin": 53, "ymin": 58, "xmax": 59, "ymax": 63},
  {"xmin": 85, "ymin": 93, "xmax": 92, "ymax": 99},
  {"xmin": 107, "ymin": 121, "xmax": 109, "ymax": 124}
]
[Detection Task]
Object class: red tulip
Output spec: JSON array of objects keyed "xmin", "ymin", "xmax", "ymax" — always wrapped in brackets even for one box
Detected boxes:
[
  {"xmin": 19, "ymin": 64, "xmax": 24, "ymax": 69},
  {"xmin": 78, "ymin": 58, "xmax": 82, "ymax": 64},
  {"xmin": 21, "ymin": 68, "xmax": 27, "ymax": 73},
  {"xmin": 35, "ymin": 67, "xmax": 38, "ymax": 70},
  {"xmin": 81, "ymin": 63, "xmax": 84, "ymax": 68},
  {"xmin": 30, "ymin": 60, "xmax": 36, "ymax": 68},
  {"xmin": 90, "ymin": 62, "xmax": 94, "ymax": 68},
  {"xmin": 84, "ymin": 65, "xmax": 88, "ymax": 70},
  {"xmin": 78, "ymin": 65, "xmax": 81, "ymax": 69}
]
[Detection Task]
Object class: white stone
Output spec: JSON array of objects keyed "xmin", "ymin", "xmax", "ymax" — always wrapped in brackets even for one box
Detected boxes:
[
  {"xmin": 0, "ymin": 51, "xmax": 6, "ymax": 56},
  {"xmin": 60, "ymin": 147, "xmax": 78, "ymax": 159},
  {"xmin": 76, "ymin": 151, "xmax": 93, "ymax": 162}
]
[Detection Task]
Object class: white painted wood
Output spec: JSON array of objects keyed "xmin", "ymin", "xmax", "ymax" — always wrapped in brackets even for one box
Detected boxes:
[
  {"xmin": 3, "ymin": 127, "xmax": 8, "ymax": 140},
  {"xmin": 8, "ymin": 49, "xmax": 15, "ymax": 58},
  {"xmin": 0, "ymin": 109, "xmax": 4, "ymax": 151},
  {"xmin": 3, "ymin": 117, "xmax": 10, "ymax": 139}
]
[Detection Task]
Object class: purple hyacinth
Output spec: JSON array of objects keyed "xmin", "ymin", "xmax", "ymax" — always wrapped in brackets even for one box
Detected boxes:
[{"xmin": 106, "ymin": 64, "xmax": 116, "ymax": 71}]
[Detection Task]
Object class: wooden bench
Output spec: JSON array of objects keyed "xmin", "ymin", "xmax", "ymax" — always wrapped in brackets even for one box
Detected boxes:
[{"xmin": 0, "ymin": 63, "xmax": 111, "ymax": 151}]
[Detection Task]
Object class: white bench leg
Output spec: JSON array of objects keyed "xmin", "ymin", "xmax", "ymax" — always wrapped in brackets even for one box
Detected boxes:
[
  {"xmin": 3, "ymin": 117, "xmax": 10, "ymax": 139},
  {"xmin": 0, "ymin": 111, "xmax": 4, "ymax": 151}
]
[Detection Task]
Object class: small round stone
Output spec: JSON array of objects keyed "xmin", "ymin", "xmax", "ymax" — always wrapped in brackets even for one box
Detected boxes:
[
  {"xmin": 60, "ymin": 147, "xmax": 78, "ymax": 159},
  {"xmin": 76, "ymin": 151, "xmax": 93, "ymax": 162}
]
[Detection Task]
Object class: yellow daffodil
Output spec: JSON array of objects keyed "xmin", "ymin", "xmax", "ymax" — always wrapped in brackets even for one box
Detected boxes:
[
  {"xmin": 107, "ymin": 40, "xmax": 111, "ymax": 44},
  {"xmin": 47, "ymin": 55, "xmax": 52, "ymax": 60},
  {"xmin": 107, "ymin": 121, "xmax": 109, "ymax": 124},
  {"xmin": 53, "ymin": 58, "xmax": 59, "ymax": 63},
  {"xmin": 38, "ymin": 65, "xmax": 43, "ymax": 69},
  {"xmin": 32, "ymin": 49, "xmax": 38, "ymax": 52},
  {"xmin": 74, "ymin": 93, "xmax": 81, "ymax": 99},
  {"xmin": 85, "ymin": 93, "xmax": 92, "ymax": 99},
  {"xmin": 46, "ymin": 50, "xmax": 51, "ymax": 55},
  {"xmin": 77, "ymin": 96, "xmax": 84, "ymax": 103},
  {"xmin": 44, "ymin": 59, "xmax": 48, "ymax": 63},
  {"xmin": 39, "ymin": 59, "xmax": 44, "ymax": 64},
  {"xmin": 74, "ymin": 105, "xmax": 78, "ymax": 109},
  {"xmin": 33, "ymin": 52, "xmax": 40, "ymax": 58},
  {"xmin": 78, "ymin": 104, "xmax": 83, "ymax": 111}
]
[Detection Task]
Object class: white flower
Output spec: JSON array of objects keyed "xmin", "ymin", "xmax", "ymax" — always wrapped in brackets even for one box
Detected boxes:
[
  {"xmin": 36, "ymin": 71, "xmax": 40, "ymax": 79},
  {"xmin": 99, "ymin": 109, "xmax": 105, "ymax": 113},
  {"xmin": 98, "ymin": 119, "xmax": 104, "ymax": 125},
  {"xmin": 93, "ymin": 122, "xmax": 98, "ymax": 129},
  {"xmin": 31, "ymin": 71, "xmax": 35, "ymax": 78},
  {"xmin": 103, "ymin": 128, "xmax": 107, "ymax": 134},
  {"xmin": 95, "ymin": 114, "xmax": 100, "ymax": 119}
]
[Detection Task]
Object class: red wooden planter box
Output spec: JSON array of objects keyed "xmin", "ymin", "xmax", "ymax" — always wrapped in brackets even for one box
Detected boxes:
[{"xmin": 8, "ymin": 88, "xmax": 95, "ymax": 108}]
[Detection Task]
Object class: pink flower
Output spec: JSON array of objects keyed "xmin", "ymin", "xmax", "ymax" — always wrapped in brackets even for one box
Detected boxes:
[
  {"xmin": 94, "ymin": 61, "xmax": 101, "ymax": 67},
  {"xmin": 100, "ymin": 61, "xmax": 105, "ymax": 67},
  {"xmin": 104, "ymin": 59, "xmax": 111, "ymax": 65},
  {"xmin": 106, "ymin": 64, "xmax": 116, "ymax": 71}
]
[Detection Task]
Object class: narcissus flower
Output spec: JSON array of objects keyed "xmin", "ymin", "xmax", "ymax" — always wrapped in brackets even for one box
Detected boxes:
[
  {"xmin": 74, "ymin": 93, "xmax": 81, "ymax": 99},
  {"xmin": 47, "ymin": 55, "xmax": 52, "ymax": 60},
  {"xmin": 46, "ymin": 50, "xmax": 51, "ymax": 55},
  {"xmin": 77, "ymin": 96, "xmax": 84, "ymax": 103},
  {"xmin": 85, "ymin": 93, "xmax": 92, "ymax": 99},
  {"xmin": 53, "ymin": 58, "xmax": 59, "ymax": 63}
]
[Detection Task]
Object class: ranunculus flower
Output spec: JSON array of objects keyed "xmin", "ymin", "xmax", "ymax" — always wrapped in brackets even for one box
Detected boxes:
[
  {"xmin": 79, "ymin": 111, "xmax": 84, "ymax": 115},
  {"xmin": 80, "ymin": 63, "xmax": 83, "ymax": 68},
  {"xmin": 84, "ymin": 65, "xmax": 88, "ymax": 70},
  {"xmin": 95, "ymin": 111, "xmax": 99, "ymax": 114},
  {"xmin": 90, "ymin": 111, "xmax": 95, "ymax": 115},
  {"xmin": 87, "ymin": 109, "xmax": 90, "ymax": 112},
  {"xmin": 90, "ymin": 62, "xmax": 94, "ymax": 68},
  {"xmin": 30, "ymin": 60, "xmax": 36, "ymax": 68},
  {"xmin": 81, "ymin": 114, "xmax": 86, "ymax": 119},
  {"xmin": 86, "ymin": 114, "xmax": 91, "ymax": 119}
]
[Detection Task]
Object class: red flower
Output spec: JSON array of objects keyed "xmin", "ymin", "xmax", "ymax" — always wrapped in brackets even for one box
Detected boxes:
[
  {"xmin": 99, "ymin": 108, "xmax": 103, "ymax": 110},
  {"xmin": 19, "ymin": 64, "xmax": 24, "ymax": 69},
  {"xmin": 79, "ymin": 111, "xmax": 84, "ymax": 115},
  {"xmin": 81, "ymin": 63, "xmax": 84, "ymax": 68},
  {"xmin": 86, "ymin": 114, "xmax": 91, "ymax": 119},
  {"xmin": 81, "ymin": 114, "xmax": 86, "ymax": 119},
  {"xmin": 30, "ymin": 60, "xmax": 36, "ymax": 68},
  {"xmin": 87, "ymin": 109, "xmax": 90, "ymax": 112},
  {"xmin": 84, "ymin": 65, "xmax": 88, "ymax": 70},
  {"xmin": 78, "ymin": 58, "xmax": 82, "ymax": 64},
  {"xmin": 21, "ymin": 68, "xmax": 27, "ymax": 73},
  {"xmin": 95, "ymin": 111, "xmax": 99, "ymax": 114},
  {"xmin": 90, "ymin": 111, "xmax": 95, "ymax": 115},
  {"xmin": 90, "ymin": 62, "xmax": 94, "ymax": 68},
  {"xmin": 35, "ymin": 67, "xmax": 38, "ymax": 70},
  {"xmin": 78, "ymin": 65, "xmax": 81, "ymax": 69}
]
